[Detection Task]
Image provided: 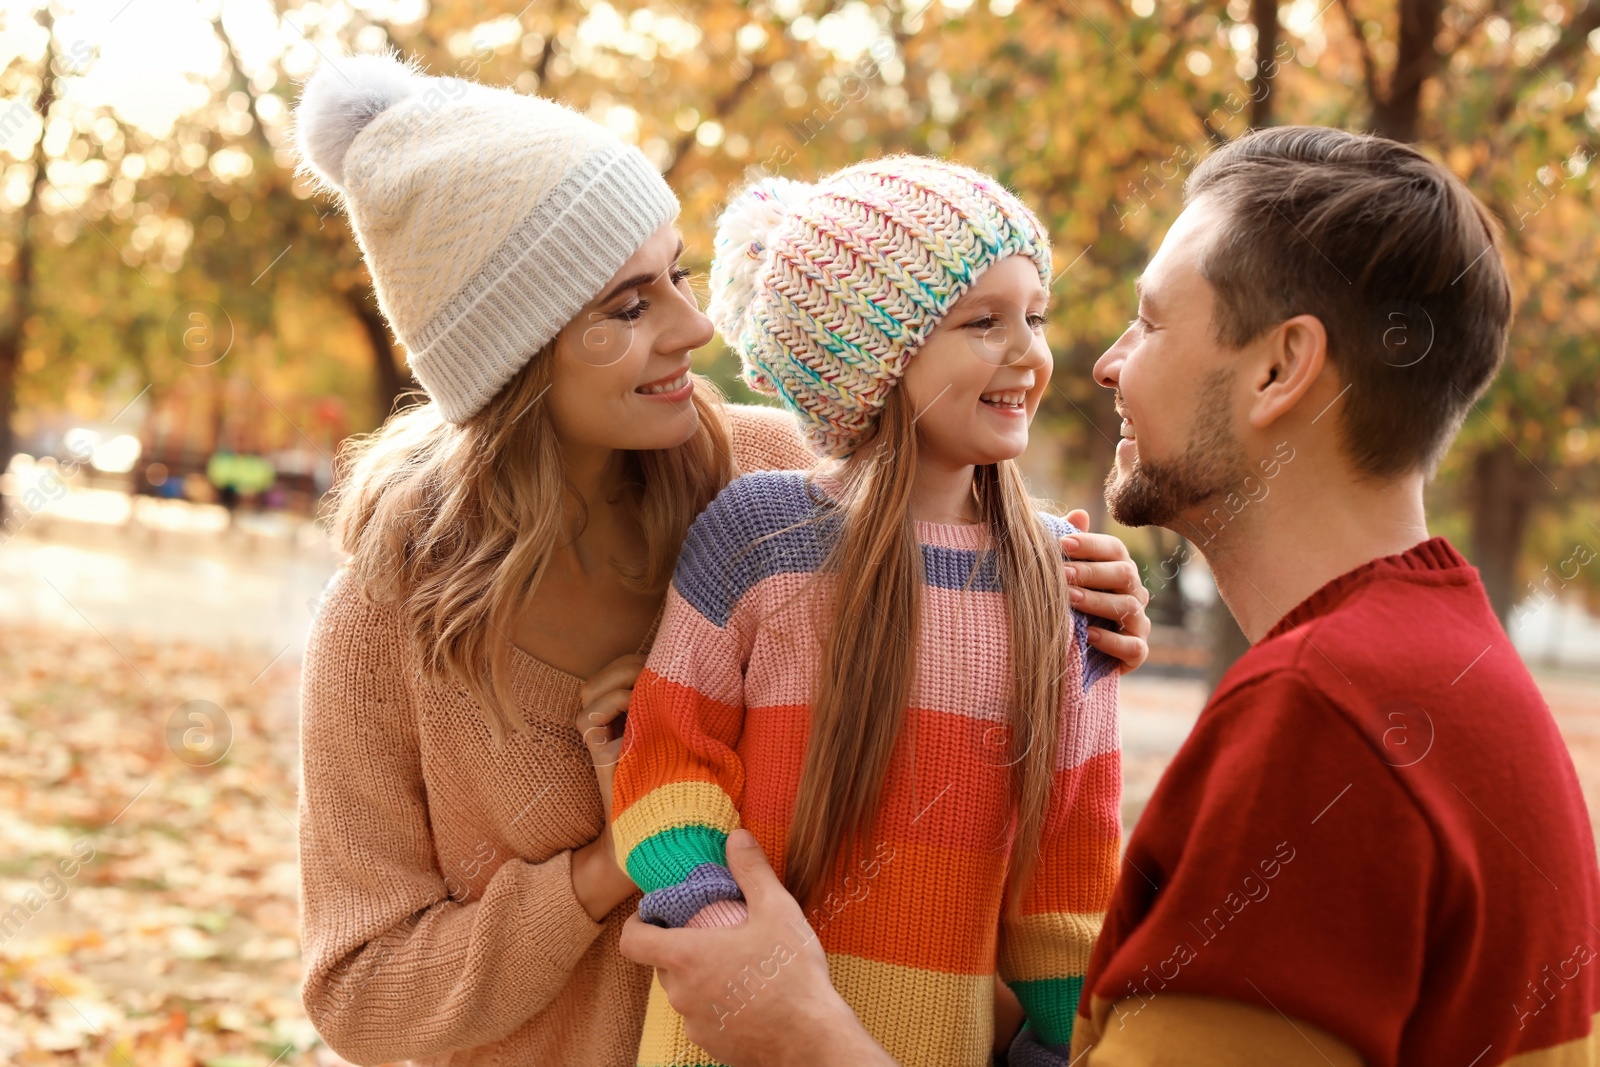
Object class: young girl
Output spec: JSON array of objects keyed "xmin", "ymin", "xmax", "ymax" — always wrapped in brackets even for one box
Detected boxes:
[{"xmin": 612, "ymin": 156, "xmax": 1123, "ymax": 1067}]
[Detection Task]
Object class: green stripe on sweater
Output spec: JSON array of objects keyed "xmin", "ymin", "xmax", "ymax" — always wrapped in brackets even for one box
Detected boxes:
[
  {"xmin": 1011, "ymin": 973, "xmax": 1085, "ymax": 1049},
  {"xmin": 624, "ymin": 823, "xmax": 730, "ymax": 894}
]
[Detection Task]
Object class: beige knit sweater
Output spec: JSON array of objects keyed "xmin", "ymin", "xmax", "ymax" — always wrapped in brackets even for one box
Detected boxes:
[{"xmin": 298, "ymin": 404, "xmax": 813, "ymax": 1067}]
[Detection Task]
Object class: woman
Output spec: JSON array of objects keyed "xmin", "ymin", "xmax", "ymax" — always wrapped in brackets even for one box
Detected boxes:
[{"xmin": 292, "ymin": 53, "xmax": 1150, "ymax": 1067}]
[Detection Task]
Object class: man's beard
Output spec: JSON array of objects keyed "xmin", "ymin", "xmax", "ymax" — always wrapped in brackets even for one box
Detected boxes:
[{"xmin": 1104, "ymin": 370, "xmax": 1248, "ymax": 529}]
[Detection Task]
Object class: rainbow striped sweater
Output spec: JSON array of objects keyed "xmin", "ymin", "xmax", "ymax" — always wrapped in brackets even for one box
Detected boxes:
[{"xmin": 612, "ymin": 470, "xmax": 1122, "ymax": 1067}]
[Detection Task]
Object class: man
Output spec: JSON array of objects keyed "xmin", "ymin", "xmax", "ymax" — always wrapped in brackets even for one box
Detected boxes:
[{"xmin": 620, "ymin": 126, "xmax": 1600, "ymax": 1065}]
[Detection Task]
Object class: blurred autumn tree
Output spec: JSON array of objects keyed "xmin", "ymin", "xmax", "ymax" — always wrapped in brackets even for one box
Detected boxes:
[{"xmin": 2, "ymin": 0, "xmax": 1596, "ymax": 643}]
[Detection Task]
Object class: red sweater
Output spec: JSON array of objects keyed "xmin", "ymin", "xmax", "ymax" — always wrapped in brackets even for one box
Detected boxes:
[{"xmin": 1077, "ymin": 538, "xmax": 1600, "ymax": 1065}]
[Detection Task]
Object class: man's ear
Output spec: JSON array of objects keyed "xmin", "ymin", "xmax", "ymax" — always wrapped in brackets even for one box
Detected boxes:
[{"xmin": 1248, "ymin": 313, "xmax": 1329, "ymax": 430}]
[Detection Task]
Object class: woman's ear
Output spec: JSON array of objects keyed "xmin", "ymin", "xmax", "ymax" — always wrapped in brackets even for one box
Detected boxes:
[{"xmin": 1248, "ymin": 312, "xmax": 1329, "ymax": 431}]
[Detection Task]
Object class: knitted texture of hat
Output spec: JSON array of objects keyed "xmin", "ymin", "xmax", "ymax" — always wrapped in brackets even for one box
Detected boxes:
[
  {"xmin": 706, "ymin": 155, "xmax": 1052, "ymax": 455},
  {"xmin": 294, "ymin": 52, "xmax": 679, "ymax": 423}
]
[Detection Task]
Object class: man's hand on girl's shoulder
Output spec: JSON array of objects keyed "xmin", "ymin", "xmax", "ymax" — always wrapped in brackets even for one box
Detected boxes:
[{"xmin": 1062, "ymin": 510, "xmax": 1151, "ymax": 672}]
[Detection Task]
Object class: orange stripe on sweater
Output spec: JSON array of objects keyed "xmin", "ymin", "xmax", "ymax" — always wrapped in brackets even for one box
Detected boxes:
[
  {"xmin": 614, "ymin": 671, "xmax": 746, "ymax": 817},
  {"xmin": 740, "ymin": 703, "xmax": 1120, "ymax": 850}
]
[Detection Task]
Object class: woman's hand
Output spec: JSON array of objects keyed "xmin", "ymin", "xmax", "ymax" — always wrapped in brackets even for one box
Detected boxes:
[
  {"xmin": 992, "ymin": 975, "xmax": 1025, "ymax": 1057},
  {"xmin": 570, "ymin": 653, "xmax": 646, "ymax": 921},
  {"xmin": 571, "ymin": 825, "xmax": 636, "ymax": 922},
  {"xmin": 575, "ymin": 652, "xmax": 645, "ymax": 823},
  {"xmin": 1062, "ymin": 510, "xmax": 1151, "ymax": 673}
]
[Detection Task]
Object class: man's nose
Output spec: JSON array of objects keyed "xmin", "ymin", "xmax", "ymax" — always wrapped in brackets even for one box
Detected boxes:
[{"xmin": 1093, "ymin": 334, "xmax": 1127, "ymax": 390}]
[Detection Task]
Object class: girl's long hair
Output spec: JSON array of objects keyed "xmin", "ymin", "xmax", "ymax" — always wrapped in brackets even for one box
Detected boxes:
[
  {"xmin": 784, "ymin": 387, "xmax": 1073, "ymax": 917},
  {"xmin": 328, "ymin": 349, "xmax": 734, "ymax": 740}
]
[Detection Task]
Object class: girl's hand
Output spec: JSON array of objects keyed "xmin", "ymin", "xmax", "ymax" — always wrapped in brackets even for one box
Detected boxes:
[
  {"xmin": 575, "ymin": 652, "xmax": 646, "ymax": 824},
  {"xmin": 1061, "ymin": 510, "xmax": 1151, "ymax": 673}
]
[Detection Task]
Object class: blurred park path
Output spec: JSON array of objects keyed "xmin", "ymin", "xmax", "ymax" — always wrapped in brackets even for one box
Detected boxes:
[{"xmin": 0, "ymin": 502, "xmax": 339, "ymax": 666}]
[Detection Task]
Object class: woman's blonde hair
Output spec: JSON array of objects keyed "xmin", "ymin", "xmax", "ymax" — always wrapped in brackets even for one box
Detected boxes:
[
  {"xmin": 328, "ymin": 348, "xmax": 734, "ymax": 739},
  {"xmin": 783, "ymin": 387, "xmax": 1073, "ymax": 917}
]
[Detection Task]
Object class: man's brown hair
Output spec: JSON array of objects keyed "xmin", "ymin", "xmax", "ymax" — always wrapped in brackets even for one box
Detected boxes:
[{"xmin": 1185, "ymin": 125, "xmax": 1513, "ymax": 477}]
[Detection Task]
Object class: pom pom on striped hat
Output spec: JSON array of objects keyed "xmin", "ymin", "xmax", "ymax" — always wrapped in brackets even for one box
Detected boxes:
[
  {"xmin": 707, "ymin": 156, "xmax": 1052, "ymax": 456},
  {"xmin": 707, "ymin": 176, "xmax": 816, "ymax": 391}
]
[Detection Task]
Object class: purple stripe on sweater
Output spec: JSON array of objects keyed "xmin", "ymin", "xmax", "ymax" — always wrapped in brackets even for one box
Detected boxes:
[
  {"xmin": 668, "ymin": 474, "xmax": 1117, "ymax": 690},
  {"xmin": 1006, "ymin": 1023, "xmax": 1072, "ymax": 1067},
  {"xmin": 638, "ymin": 862, "xmax": 745, "ymax": 929}
]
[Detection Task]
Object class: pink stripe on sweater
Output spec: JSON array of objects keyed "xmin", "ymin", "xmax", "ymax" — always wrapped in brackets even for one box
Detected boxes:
[{"xmin": 655, "ymin": 569, "xmax": 1116, "ymax": 771}]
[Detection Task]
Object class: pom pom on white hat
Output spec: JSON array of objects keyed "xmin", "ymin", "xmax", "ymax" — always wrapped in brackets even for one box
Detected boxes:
[
  {"xmin": 292, "ymin": 52, "xmax": 680, "ymax": 423},
  {"xmin": 294, "ymin": 51, "xmax": 423, "ymax": 192}
]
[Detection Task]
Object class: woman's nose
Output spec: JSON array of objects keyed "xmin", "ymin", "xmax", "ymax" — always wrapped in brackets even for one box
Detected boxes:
[{"xmin": 662, "ymin": 290, "xmax": 715, "ymax": 355}]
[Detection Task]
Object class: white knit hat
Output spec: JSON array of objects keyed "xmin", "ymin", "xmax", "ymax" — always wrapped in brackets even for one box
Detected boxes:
[{"xmin": 294, "ymin": 53, "xmax": 679, "ymax": 423}]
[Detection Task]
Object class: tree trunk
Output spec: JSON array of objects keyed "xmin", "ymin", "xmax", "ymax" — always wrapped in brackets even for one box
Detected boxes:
[
  {"xmin": 1248, "ymin": 0, "xmax": 1279, "ymax": 128},
  {"xmin": 0, "ymin": 11, "xmax": 57, "ymax": 524},
  {"xmin": 1145, "ymin": 528, "xmax": 1188, "ymax": 627},
  {"xmin": 1469, "ymin": 441, "xmax": 1540, "ymax": 626},
  {"xmin": 1206, "ymin": 593, "xmax": 1253, "ymax": 692},
  {"xmin": 345, "ymin": 288, "xmax": 414, "ymax": 420},
  {"xmin": 1370, "ymin": 0, "xmax": 1442, "ymax": 142}
]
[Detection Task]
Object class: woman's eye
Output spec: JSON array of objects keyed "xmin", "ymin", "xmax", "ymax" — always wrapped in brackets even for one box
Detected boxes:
[{"xmin": 614, "ymin": 299, "xmax": 651, "ymax": 322}]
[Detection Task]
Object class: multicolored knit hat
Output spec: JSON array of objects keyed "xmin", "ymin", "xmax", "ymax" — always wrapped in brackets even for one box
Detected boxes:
[{"xmin": 707, "ymin": 155, "xmax": 1052, "ymax": 455}]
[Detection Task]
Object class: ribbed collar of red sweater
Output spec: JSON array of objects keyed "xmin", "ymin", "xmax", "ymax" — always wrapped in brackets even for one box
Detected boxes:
[{"xmin": 1261, "ymin": 536, "xmax": 1469, "ymax": 643}]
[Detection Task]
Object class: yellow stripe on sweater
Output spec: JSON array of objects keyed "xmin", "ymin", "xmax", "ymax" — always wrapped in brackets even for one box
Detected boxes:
[
  {"xmin": 998, "ymin": 911, "xmax": 1105, "ymax": 982},
  {"xmin": 614, "ymin": 780, "xmax": 741, "ymax": 863},
  {"xmin": 636, "ymin": 970, "xmax": 716, "ymax": 1067},
  {"xmin": 1506, "ymin": 1014, "xmax": 1600, "ymax": 1064},
  {"xmin": 827, "ymin": 953, "xmax": 994, "ymax": 1066},
  {"xmin": 635, "ymin": 953, "xmax": 998, "ymax": 1067}
]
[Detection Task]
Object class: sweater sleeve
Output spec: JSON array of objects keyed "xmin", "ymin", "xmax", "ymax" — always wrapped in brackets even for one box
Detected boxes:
[
  {"xmin": 298, "ymin": 572, "xmax": 604, "ymax": 1063},
  {"xmin": 611, "ymin": 484, "xmax": 765, "ymax": 929},
  {"xmin": 1073, "ymin": 673, "xmax": 1434, "ymax": 1065},
  {"xmin": 1003, "ymin": 516, "xmax": 1124, "ymax": 1063},
  {"xmin": 725, "ymin": 402, "xmax": 814, "ymax": 473}
]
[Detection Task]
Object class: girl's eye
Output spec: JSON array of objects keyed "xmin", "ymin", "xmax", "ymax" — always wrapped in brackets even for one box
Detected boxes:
[
  {"xmin": 965, "ymin": 315, "xmax": 1000, "ymax": 330},
  {"xmin": 614, "ymin": 299, "xmax": 651, "ymax": 322},
  {"xmin": 1027, "ymin": 313, "xmax": 1047, "ymax": 329},
  {"xmin": 670, "ymin": 267, "xmax": 693, "ymax": 285}
]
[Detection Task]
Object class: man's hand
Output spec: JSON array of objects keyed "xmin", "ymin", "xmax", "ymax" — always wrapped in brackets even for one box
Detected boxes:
[
  {"xmin": 619, "ymin": 830, "xmax": 897, "ymax": 1067},
  {"xmin": 1063, "ymin": 509, "xmax": 1152, "ymax": 672}
]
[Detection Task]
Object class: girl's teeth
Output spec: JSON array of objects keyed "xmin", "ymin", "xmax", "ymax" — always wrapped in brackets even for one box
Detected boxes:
[{"xmin": 981, "ymin": 392, "xmax": 1024, "ymax": 407}]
